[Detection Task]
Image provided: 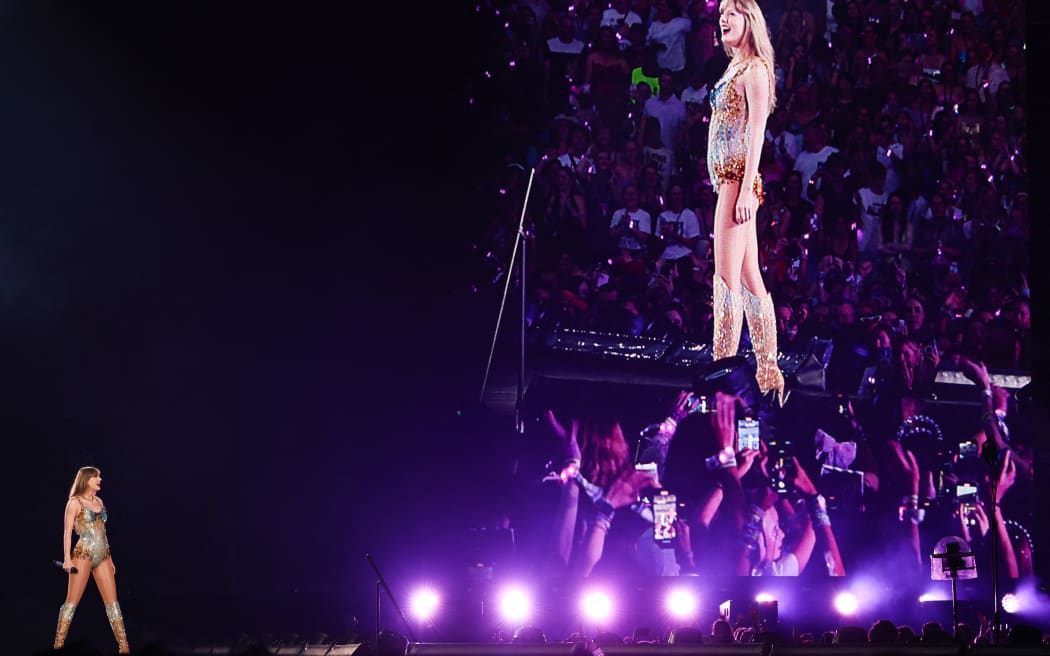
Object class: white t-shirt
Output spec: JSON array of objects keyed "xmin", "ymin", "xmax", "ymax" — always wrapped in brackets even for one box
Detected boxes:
[
  {"xmin": 611, "ymin": 208, "xmax": 652, "ymax": 251},
  {"xmin": 546, "ymin": 36, "xmax": 585, "ymax": 55},
  {"xmin": 656, "ymin": 208, "xmax": 701, "ymax": 260},
  {"xmin": 767, "ymin": 129, "xmax": 801, "ymax": 166},
  {"xmin": 557, "ymin": 151, "xmax": 591, "ymax": 176},
  {"xmin": 965, "ymin": 61, "xmax": 1010, "ymax": 101},
  {"xmin": 601, "ymin": 8, "xmax": 642, "ymax": 28},
  {"xmin": 680, "ymin": 84, "xmax": 708, "ymax": 105},
  {"xmin": 648, "ymin": 17, "xmax": 691, "ymax": 72},
  {"xmin": 644, "ymin": 94, "xmax": 687, "ymax": 152},
  {"xmin": 793, "ymin": 145, "xmax": 839, "ymax": 190},
  {"xmin": 875, "ymin": 142, "xmax": 905, "ymax": 194},
  {"xmin": 642, "ymin": 145, "xmax": 674, "ymax": 194},
  {"xmin": 854, "ymin": 187, "xmax": 889, "ymax": 255}
]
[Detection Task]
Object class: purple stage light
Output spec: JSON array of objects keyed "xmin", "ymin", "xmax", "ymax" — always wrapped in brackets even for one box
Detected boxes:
[
  {"xmin": 581, "ymin": 591, "xmax": 613, "ymax": 623},
  {"xmin": 755, "ymin": 592, "xmax": 776, "ymax": 603},
  {"xmin": 834, "ymin": 592, "xmax": 859, "ymax": 616},
  {"xmin": 410, "ymin": 588, "xmax": 440, "ymax": 622},
  {"xmin": 1002, "ymin": 593, "xmax": 1020, "ymax": 614},
  {"xmin": 666, "ymin": 589, "xmax": 698, "ymax": 619},
  {"xmin": 499, "ymin": 587, "xmax": 532, "ymax": 624}
]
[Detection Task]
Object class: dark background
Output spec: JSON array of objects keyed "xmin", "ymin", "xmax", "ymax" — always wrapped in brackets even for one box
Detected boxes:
[
  {"xmin": 3, "ymin": 1, "xmax": 513, "ymax": 650},
  {"xmin": 4, "ymin": 0, "xmax": 1047, "ymax": 652}
]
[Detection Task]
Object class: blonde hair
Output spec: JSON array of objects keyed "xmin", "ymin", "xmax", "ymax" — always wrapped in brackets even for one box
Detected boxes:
[
  {"xmin": 69, "ymin": 466, "xmax": 100, "ymax": 499},
  {"xmin": 721, "ymin": 0, "xmax": 777, "ymax": 112}
]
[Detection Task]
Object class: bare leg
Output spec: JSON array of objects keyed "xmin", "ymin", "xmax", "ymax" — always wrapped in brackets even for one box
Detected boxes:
[
  {"xmin": 93, "ymin": 558, "xmax": 129, "ymax": 654},
  {"xmin": 711, "ymin": 181, "xmax": 747, "ymax": 359},
  {"xmin": 54, "ymin": 557, "xmax": 92, "ymax": 648}
]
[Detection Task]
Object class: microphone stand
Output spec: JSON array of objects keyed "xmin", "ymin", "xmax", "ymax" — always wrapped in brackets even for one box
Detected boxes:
[
  {"xmin": 480, "ymin": 167, "xmax": 536, "ymax": 434},
  {"xmin": 365, "ymin": 553, "xmax": 416, "ymax": 650}
]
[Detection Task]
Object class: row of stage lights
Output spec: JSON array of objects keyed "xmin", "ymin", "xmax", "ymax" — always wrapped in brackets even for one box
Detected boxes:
[
  {"xmin": 409, "ymin": 587, "xmax": 1032, "ymax": 627},
  {"xmin": 408, "ymin": 587, "xmax": 864, "ymax": 625}
]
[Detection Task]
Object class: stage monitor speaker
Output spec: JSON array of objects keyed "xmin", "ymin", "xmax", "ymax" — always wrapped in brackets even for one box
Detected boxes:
[
  {"xmin": 326, "ymin": 645, "xmax": 365, "ymax": 655},
  {"xmin": 770, "ymin": 646, "xmax": 963, "ymax": 656}
]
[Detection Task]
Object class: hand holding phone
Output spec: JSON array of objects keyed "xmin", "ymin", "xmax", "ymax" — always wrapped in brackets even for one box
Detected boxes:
[
  {"xmin": 653, "ymin": 489, "xmax": 677, "ymax": 547},
  {"xmin": 737, "ymin": 416, "xmax": 760, "ymax": 451}
]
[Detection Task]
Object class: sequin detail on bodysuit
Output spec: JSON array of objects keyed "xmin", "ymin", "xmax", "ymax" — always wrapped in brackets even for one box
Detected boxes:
[
  {"xmin": 707, "ymin": 59, "xmax": 765, "ymax": 203},
  {"xmin": 71, "ymin": 499, "xmax": 111, "ymax": 569}
]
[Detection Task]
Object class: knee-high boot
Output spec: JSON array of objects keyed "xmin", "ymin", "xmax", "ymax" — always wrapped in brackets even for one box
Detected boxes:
[
  {"xmin": 105, "ymin": 601, "xmax": 130, "ymax": 654},
  {"xmin": 741, "ymin": 284, "xmax": 788, "ymax": 406},
  {"xmin": 54, "ymin": 602, "xmax": 76, "ymax": 649},
  {"xmin": 712, "ymin": 275, "xmax": 744, "ymax": 360}
]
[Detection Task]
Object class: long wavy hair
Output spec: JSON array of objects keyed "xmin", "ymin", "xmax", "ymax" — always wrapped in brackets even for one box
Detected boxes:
[
  {"xmin": 721, "ymin": 0, "xmax": 777, "ymax": 112},
  {"xmin": 68, "ymin": 466, "xmax": 99, "ymax": 499},
  {"xmin": 578, "ymin": 415, "xmax": 630, "ymax": 490}
]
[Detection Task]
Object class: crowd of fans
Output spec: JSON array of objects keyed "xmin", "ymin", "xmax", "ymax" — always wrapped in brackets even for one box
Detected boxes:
[
  {"xmin": 469, "ymin": 0, "xmax": 1036, "ymax": 647},
  {"xmin": 478, "ymin": 0, "xmax": 1030, "ymax": 388},
  {"xmin": 502, "ymin": 615, "xmax": 1050, "ymax": 649}
]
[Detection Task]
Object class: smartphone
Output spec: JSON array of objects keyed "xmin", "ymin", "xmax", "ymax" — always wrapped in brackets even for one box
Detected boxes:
[
  {"xmin": 688, "ymin": 394, "xmax": 714, "ymax": 415},
  {"xmin": 958, "ymin": 441, "xmax": 978, "ymax": 459},
  {"xmin": 955, "ymin": 482, "xmax": 978, "ymax": 503},
  {"xmin": 653, "ymin": 489, "xmax": 677, "ymax": 547},
  {"xmin": 961, "ymin": 502, "xmax": 978, "ymax": 526},
  {"xmin": 738, "ymin": 416, "xmax": 761, "ymax": 451}
]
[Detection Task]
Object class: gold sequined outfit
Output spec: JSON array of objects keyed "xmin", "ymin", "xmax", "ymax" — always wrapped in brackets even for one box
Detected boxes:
[
  {"xmin": 71, "ymin": 498, "xmax": 111, "ymax": 569},
  {"xmin": 707, "ymin": 59, "xmax": 765, "ymax": 203}
]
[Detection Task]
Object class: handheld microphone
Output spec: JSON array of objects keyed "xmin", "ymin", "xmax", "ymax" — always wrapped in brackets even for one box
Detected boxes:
[{"xmin": 53, "ymin": 560, "xmax": 78, "ymax": 574}]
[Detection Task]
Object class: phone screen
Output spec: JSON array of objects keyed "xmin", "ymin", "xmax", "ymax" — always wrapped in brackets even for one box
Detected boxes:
[
  {"xmin": 958, "ymin": 441, "xmax": 978, "ymax": 459},
  {"xmin": 738, "ymin": 417, "xmax": 760, "ymax": 451},
  {"xmin": 653, "ymin": 490, "xmax": 677, "ymax": 547},
  {"xmin": 956, "ymin": 482, "xmax": 978, "ymax": 503}
]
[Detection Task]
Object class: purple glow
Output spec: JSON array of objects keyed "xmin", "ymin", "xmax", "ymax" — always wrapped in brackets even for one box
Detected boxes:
[
  {"xmin": 1002, "ymin": 593, "xmax": 1020, "ymax": 614},
  {"xmin": 755, "ymin": 592, "xmax": 776, "ymax": 603},
  {"xmin": 666, "ymin": 589, "xmax": 698, "ymax": 618},
  {"xmin": 581, "ymin": 591, "xmax": 613, "ymax": 622},
  {"xmin": 500, "ymin": 587, "xmax": 532, "ymax": 623},
  {"xmin": 410, "ymin": 588, "xmax": 440, "ymax": 621},
  {"xmin": 834, "ymin": 592, "xmax": 859, "ymax": 615}
]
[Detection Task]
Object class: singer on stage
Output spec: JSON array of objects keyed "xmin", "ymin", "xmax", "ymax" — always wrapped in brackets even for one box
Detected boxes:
[
  {"xmin": 54, "ymin": 466, "xmax": 130, "ymax": 654},
  {"xmin": 708, "ymin": 0, "xmax": 787, "ymax": 405}
]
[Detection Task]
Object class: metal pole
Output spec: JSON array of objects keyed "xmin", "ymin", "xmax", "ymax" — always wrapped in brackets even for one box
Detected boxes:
[
  {"xmin": 952, "ymin": 576, "xmax": 959, "ymax": 639},
  {"xmin": 481, "ymin": 168, "xmax": 537, "ymax": 412}
]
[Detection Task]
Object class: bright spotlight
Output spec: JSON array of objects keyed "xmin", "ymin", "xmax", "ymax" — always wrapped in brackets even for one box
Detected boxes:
[
  {"xmin": 834, "ymin": 592, "xmax": 859, "ymax": 615},
  {"xmin": 409, "ymin": 588, "xmax": 440, "ymax": 622},
  {"xmin": 500, "ymin": 587, "xmax": 531, "ymax": 624},
  {"xmin": 1002, "ymin": 593, "xmax": 1020, "ymax": 614},
  {"xmin": 666, "ymin": 589, "xmax": 698, "ymax": 618},
  {"xmin": 581, "ymin": 591, "xmax": 613, "ymax": 622},
  {"xmin": 755, "ymin": 592, "xmax": 776, "ymax": 603}
]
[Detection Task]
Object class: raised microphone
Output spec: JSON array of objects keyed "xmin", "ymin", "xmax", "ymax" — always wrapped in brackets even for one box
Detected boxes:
[{"xmin": 53, "ymin": 560, "xmax": 78, "ymax": 574}]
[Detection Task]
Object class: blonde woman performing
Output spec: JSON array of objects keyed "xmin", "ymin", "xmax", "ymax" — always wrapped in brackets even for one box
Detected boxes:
[
  {"xmin": 708, "ymin": 0, "xmax": 787, "ymax": 405},
  {"xmin": 54, "ymin": 466, "xmax": 130, "ymax": 654}
]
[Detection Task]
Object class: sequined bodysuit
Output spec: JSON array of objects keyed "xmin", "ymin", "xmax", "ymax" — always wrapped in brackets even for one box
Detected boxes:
[
  {"xmin": 707, "ymin": 59, "xmax": 765, "ymax": 203},
  {"xmin": 71, "ymin": 498, "xmax": 111, "ymax": 569}
]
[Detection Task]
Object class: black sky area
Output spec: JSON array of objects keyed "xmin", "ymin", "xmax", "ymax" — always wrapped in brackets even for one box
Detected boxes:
[{"xmin": 3, "ymin": 1, "xmax": 507, "ymax": 643}]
